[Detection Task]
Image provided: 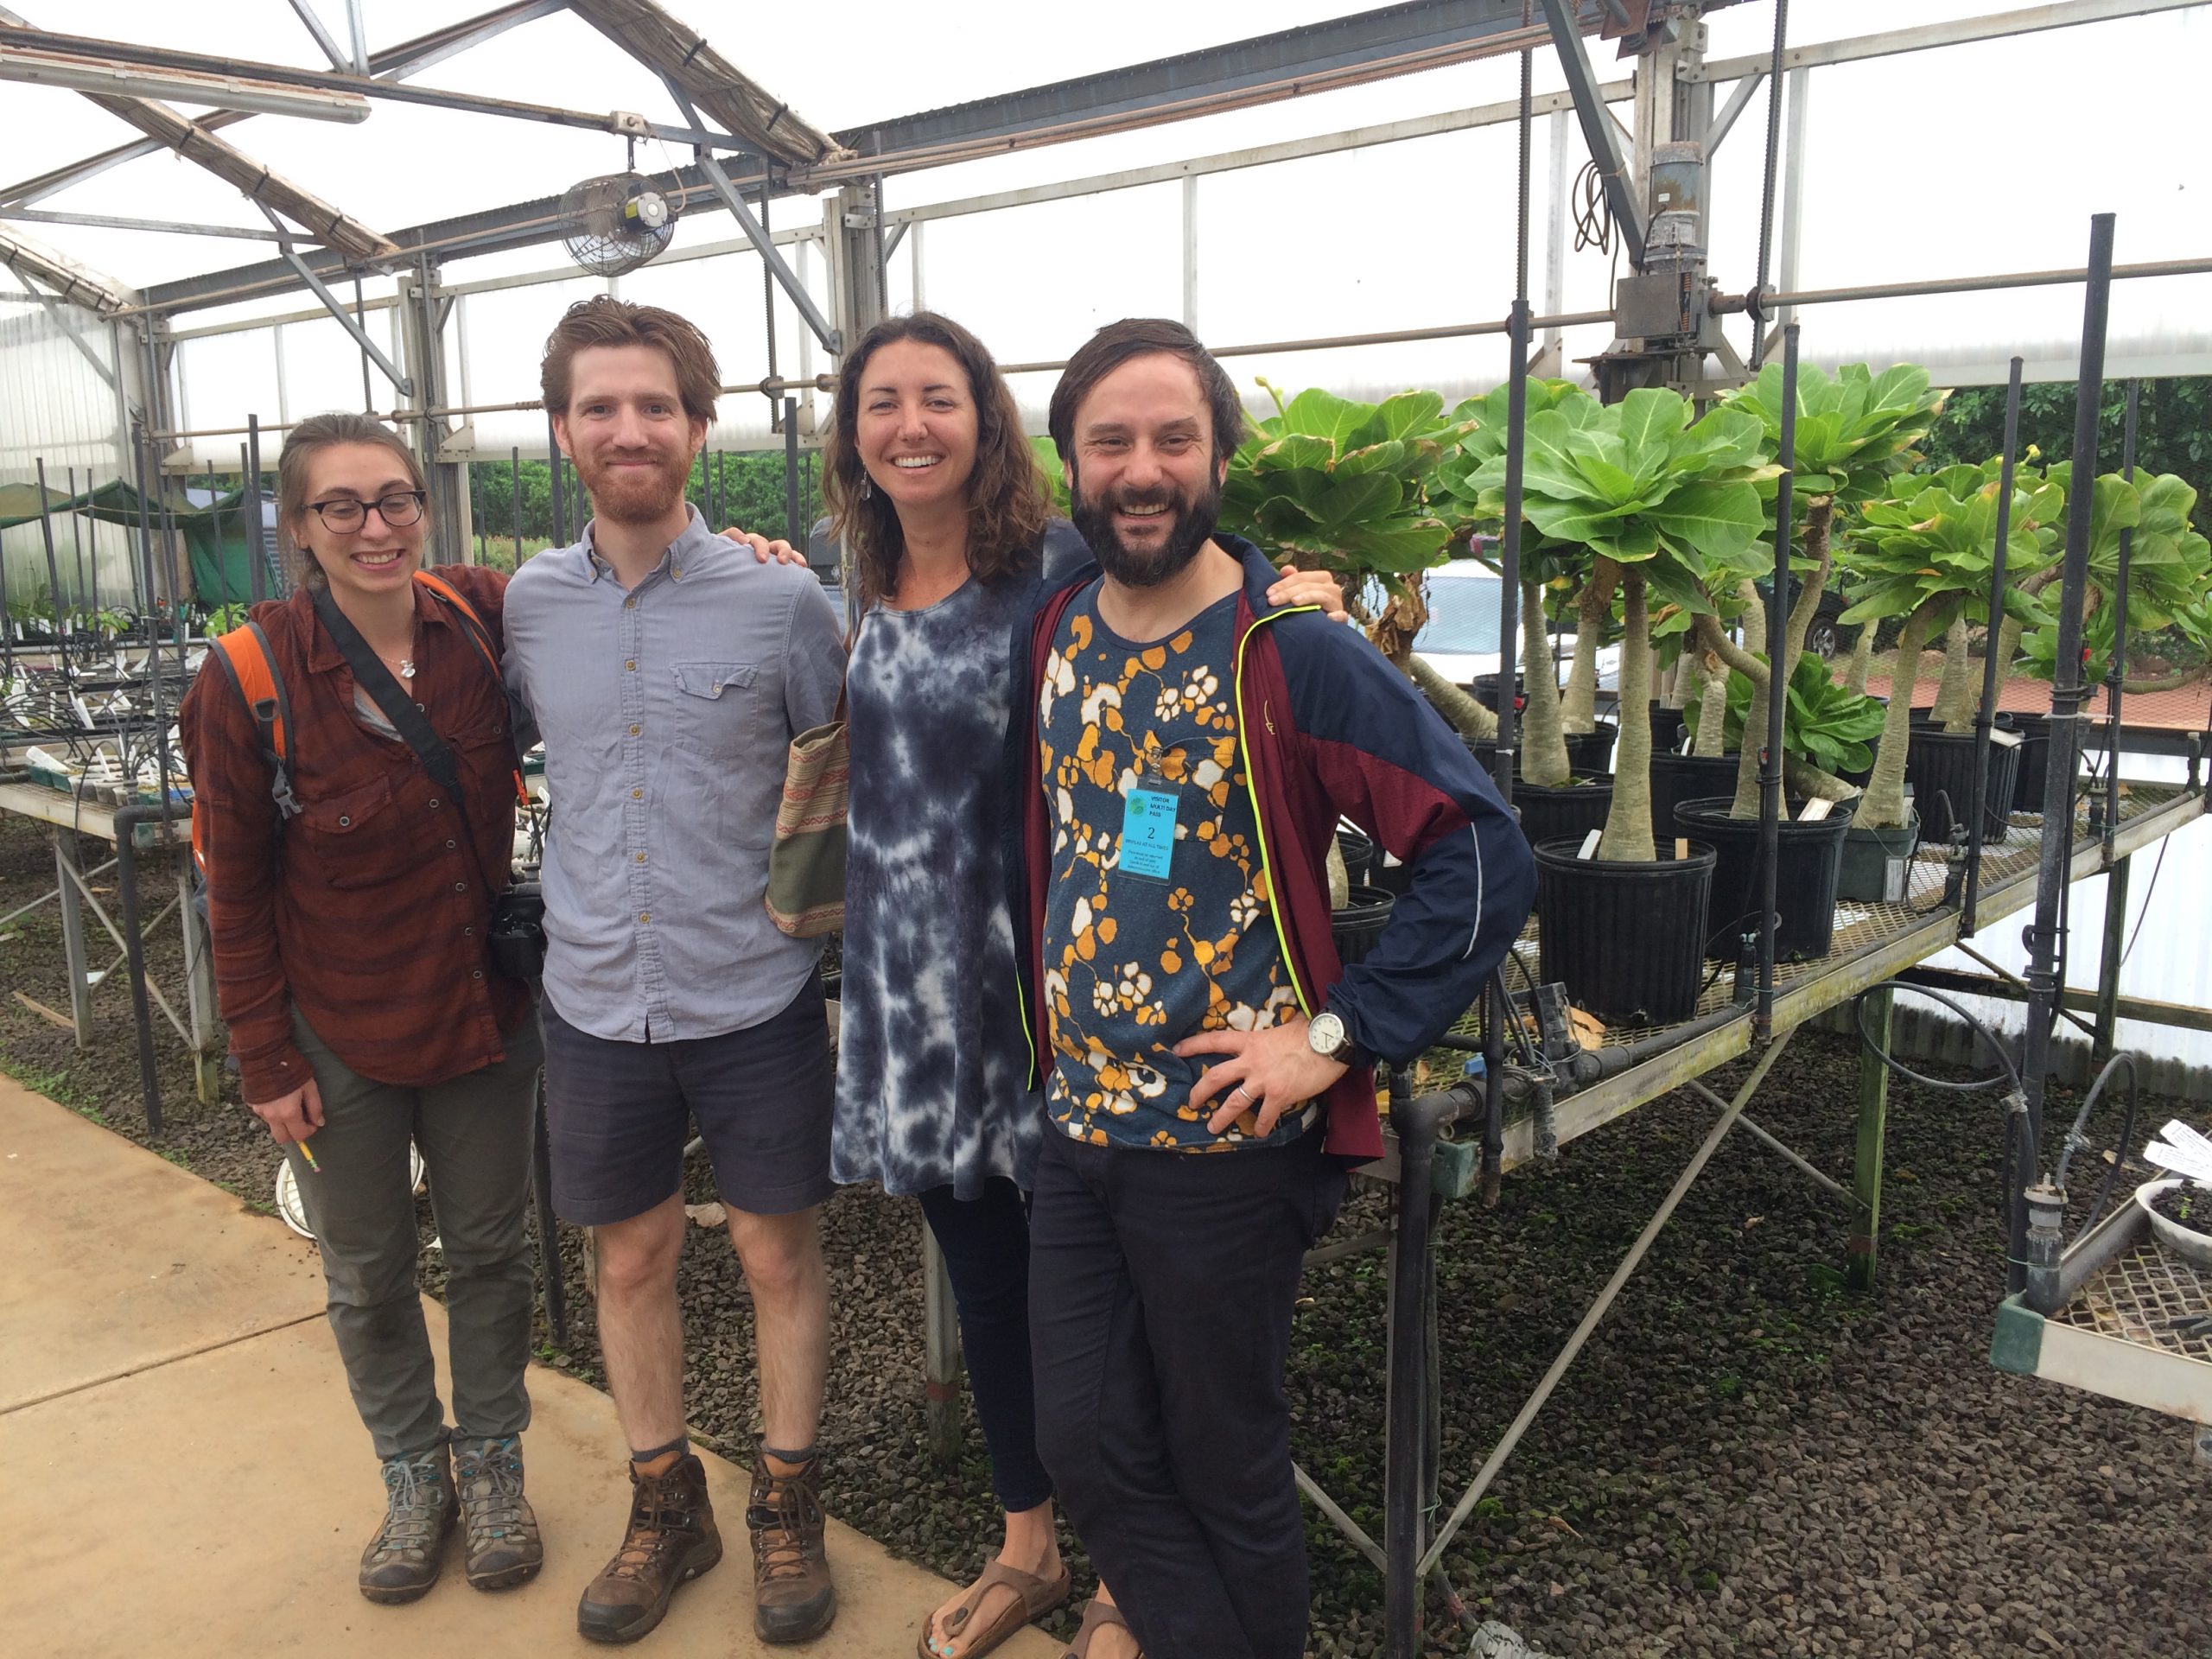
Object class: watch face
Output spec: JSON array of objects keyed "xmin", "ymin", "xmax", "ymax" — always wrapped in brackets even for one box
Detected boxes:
[{"xmin": 1309, "ymin": 1011, "xmax": 1347, "ymax": 1055}]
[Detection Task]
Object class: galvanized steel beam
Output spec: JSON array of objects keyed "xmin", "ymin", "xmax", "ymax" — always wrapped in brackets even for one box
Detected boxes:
[{"xmin": 1536, "ymin": 0, "xmax": 1649, "ymax": 269}]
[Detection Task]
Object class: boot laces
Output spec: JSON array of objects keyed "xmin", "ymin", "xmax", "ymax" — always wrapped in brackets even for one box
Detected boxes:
[
  {"xmin": 606, "ymin": 1468, "xmax": 690, "ymax": 1581},
  {"xmin": 749, "ymin": 1470, "xmax": 822, "ymax": 1583},
  {"xmin": 456, "ymin": 1437, "xmax": 527, "ymax": 1541},
  {"xmin": 372, "ymin": 1452, "xmax": 445, "ymax": 1553}
]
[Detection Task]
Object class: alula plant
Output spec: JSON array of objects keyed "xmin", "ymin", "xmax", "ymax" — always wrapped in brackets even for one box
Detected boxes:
[
  {"xmin": 2015, "ymin": 466, "xmax": 2209, "ymax": 695},
  {"xmin": 1685, "ymin": 650, "xmax": 1886, "ymax": 784},
  {"xmin": 1840, "ymin": 460, "xmax": 2067, "ymax": 829},
  {"xmin": 1219, "ymin": 380, "xmax": 1481, "ymax": 730},
  {"xmin": 1461, "ymin": 388, "xmax": 1772, "ymax": 860},
  {"xmin": 1433, "ymin": 378, "xmax": 1603, "ymax": 785},
  {"xmin": 1697, "ymin": 364, "xmax": 1947, "ymax": 816}
]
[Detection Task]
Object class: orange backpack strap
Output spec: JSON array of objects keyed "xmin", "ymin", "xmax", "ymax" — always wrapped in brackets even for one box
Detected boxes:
[
  {"xmin": 412, "ymin": 569, "xmax": 529, "ymax": 804},
  {"xmin": 207, "ymin": 620, "xmax": 300, "ymax": 821}
]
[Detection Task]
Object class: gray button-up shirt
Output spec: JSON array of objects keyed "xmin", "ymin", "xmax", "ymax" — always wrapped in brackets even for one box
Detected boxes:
[{"xmin": 503, "ymin": 507, "xmax": 845, "ymax": 1043}]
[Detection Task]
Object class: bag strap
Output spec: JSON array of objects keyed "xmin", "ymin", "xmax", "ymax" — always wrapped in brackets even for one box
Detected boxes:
[
  {"xmin": 310, "ymin": 586, "xmax": 496, "ymax": 892},
  {"xmin": 207, "ymin": 620, "xmax": 300, "ymax": 819},
  {"xmin": 413, "ymin": 569, "xmax": 530, "ymax": 805}
]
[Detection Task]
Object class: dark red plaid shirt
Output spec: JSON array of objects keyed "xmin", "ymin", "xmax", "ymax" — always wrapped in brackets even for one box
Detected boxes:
[{"xmin": 179, "ymin": 565, "xmax": 529, "ymax": 1102}]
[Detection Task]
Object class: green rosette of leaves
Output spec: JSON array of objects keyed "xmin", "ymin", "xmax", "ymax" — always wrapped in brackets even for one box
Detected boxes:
[
  {"xmin": 1840, "ymin": 461, "xmax": 2067, "ymax": 829},
  {"xmin": 1463, "ymin": 387, "xmax": 1773, "ymax": 861},
  {"xmin": 1702, "ymin": 364, "xmax": 1948, "ymax": 814},
  {"xmin": 1433, "ymin": 379, "xmax": 1605, "ymax": 785},
  {"xmin": 1685, "ymin": 650, "xmax": 1886, "ymax": 782},
  {"xmin": 2016, "ymin": 467, "xmax": 2209, "ymax": 692}
]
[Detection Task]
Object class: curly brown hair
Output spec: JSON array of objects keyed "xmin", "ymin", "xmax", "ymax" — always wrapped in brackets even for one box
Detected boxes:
[{"xmin": 823, "ymin": 312, "xmax": 1050, "ymax": 605}]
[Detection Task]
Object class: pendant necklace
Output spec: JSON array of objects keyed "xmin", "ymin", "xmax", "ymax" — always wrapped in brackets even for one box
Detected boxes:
[{"xmin": 397, "ymin": 658, "xmax": 416, "ymax": 680}]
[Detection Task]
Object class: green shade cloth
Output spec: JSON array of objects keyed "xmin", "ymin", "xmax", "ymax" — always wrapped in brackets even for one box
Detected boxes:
[{"xmin": 0, "ymin": 477, "xmax": 271, "ymax": 606}]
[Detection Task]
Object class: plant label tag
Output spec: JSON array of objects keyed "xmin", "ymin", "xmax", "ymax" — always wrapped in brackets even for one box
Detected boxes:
[
  {"xmin": 1675, "ymin": 837, "xmax": 1691, "ymax": 861},
  {"xmin": 1883, "ymin": 857, "xmax": 1909, "ymax": 904},
  {"xmin": 1118, "ymin": 782, "xmax": 1179, "ymax": 882},
  {"xmin": 1575, "ymin": 829, "xmax": 1603, "ymax": 860},
  {"xmin": 1797, "ymin": 798, "xmax": 1835, "ymax": 822},
  {"xmin": 1991, "ymin": 728, "xmax": 2023, "ymax": 748}
]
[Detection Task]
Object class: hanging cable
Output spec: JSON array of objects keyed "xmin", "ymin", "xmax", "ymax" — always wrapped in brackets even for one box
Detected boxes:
[{"xmin": 1570, "ymin": 158, "xmax": 1614, "ymax": 257}]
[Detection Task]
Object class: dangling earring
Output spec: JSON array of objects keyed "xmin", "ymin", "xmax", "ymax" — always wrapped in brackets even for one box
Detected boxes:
[{"xmin": 861, "ymin": 474, "xmax": 874, "ymax": 501}]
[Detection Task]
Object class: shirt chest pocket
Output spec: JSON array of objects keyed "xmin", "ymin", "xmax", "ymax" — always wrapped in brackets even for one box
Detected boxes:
[
  {"xmin": 670, "ymin": 660, "xmax": 759, "ymax": 760},
  {"xmin": 292, "ymin": 772, "xmax": 415, "ymax": 892}
]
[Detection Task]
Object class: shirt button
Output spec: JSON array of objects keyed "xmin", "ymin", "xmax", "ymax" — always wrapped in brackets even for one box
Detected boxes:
[
  {"xmin": 626, "ymin": 659, "xmax": 637, "ymax": 671},
  {"xmin": 445, "ymin": 838, "xmax": 457, "ymax": 849},
  {"xmin": 639, "ymin": 911, "xmax": 651, "ymax": 924},
  {"xmin": 631, "ymin": 787, "xmax": 642, "ymax": 800},
  {"xmin": 336, "ymin": 814, "xmax": 350, "ymax": 827},
  {"xmin": 454, "ymin": 880, "xmax": 467, "ymax": 893},
  {"xmin": 629, "ymin": 723, "xmax": 641, "ymax": 736},
  {"xmin": 428, "ymin": 798, "xmax": 440, "ymax": 810},
  {"xmin": 634, "ymin": 851, "xmax": 645, "ymax": 863},
  {"xmin": 671, "ymin": 568, "xmax": 682, "ymax": 579},
  {"xmin": 471, "ymin": 969, "xmax": 484, "ymax": 980},
  {"xmin": 624, "ymin": 596, "xmax": 637, "ymax": 609},
  {"xmin": 464, "ymin": 925, "xmax": 475, "ymax": 937},
  {"xmin": 493, "ymin": 725, "xmax": 502, "ymax": 735}
]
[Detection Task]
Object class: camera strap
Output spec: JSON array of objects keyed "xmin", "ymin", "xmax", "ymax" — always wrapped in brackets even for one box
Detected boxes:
[{"xmin": 310, "ymin": 586, "xmax": 498, "ymax": 896}]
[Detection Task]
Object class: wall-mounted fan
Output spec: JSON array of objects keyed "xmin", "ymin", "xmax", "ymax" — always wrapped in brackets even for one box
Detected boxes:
[{"xmin": 559, "ymin": 172, "xmax": 678, "ymax": 276}]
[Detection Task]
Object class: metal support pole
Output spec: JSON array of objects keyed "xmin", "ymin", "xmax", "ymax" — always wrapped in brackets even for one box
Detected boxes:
[
  {"xmin": 2093, "ymin": 855, "xmax": 2132, "ymax": 1063},
  {"xmin": 1757, "ymin": 326, "xmax": 1799, "ymax": 1036},
  {"xmin": 111, "ymin": 805, "xmax": 166, "ymax": 1135},
  {"xmin": 245, "ymin": 414, "xmax": 266, "ymax": 601},
  {"xmin": 1962, "ymin": 359, "xmax": 2024, "ymax": 938},
  {"xmin": 922, "ymin": 1228, "xmax": 964, "ymax": 1465},
  {"xmin": 1847, "ymin": 983, "xmax": 1894, "ymax": 1291},
  {"xmin": 2018, "ymin": 213, "xmax": 2116, "ymax": 1287},
  {"xmin": 547, "ymin": 412, "xmax": 567, "ymax": 547},
  {"xmin": 1774, "ymin": 68, "xmax": 1808, "ymax": 339},
  {"xmin": 1382, "ymin": 1068, "xmax": 1450, "ymax": 1659},
  {"xmin": 511, "ymin": 445, "xmax": 523, "ymax": 567},
  {"xmin": 67, "ymin": 465, "xmax": 87, "ymax": 637},
  {"xmin": 34, "ymin": 457, "xmax": 67, "ymax": 646},
  {"xmin": 1181, "ymin": 174, "xmax": 1198, "ymax": 332},
  {"xmin": 531, "ymin": 1073, "xmax": 569, "ymax": 1349},
  {"xmin": 2103, "ymin": 380, "xmax": 2139, "ymax": 849},
  {"xmin": 784, "ymin": 397, "xmax": 802, "ymax": 543},
  {"xmin": 175, "ymin": 856, "xmax": 219, "ymax": 1104},
  {"xmin": 1748, "ymin": 2, "xmax": 1793, "ymax": 369},
  {"xmin": 52, "ymin": 830, "xmax": 92, "ymax": 1046},
  {"xmin": 1535, "ymin": 0, "xmax": 1648, "ymax": 266}
]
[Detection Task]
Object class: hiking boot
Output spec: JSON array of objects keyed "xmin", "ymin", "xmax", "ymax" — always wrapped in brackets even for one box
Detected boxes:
[
  {"xmin": 359, "ymin": 1442, "xmax": 457, "ymax": 1605},
  {"xmin": 453, "ymin": 1433, "xmax": 543, "ymax": 1591},
  {"xmin": 747, "ymin": 1445, "xmax": 836, "ymax": 1644},
  {"xmin": 576, "ymin": 1452, "xmax": 721, "ymax": 1644}
]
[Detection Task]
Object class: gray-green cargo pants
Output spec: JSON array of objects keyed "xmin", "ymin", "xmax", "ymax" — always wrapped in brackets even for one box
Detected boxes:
[{"xmin": 283, "ymin": 1008, "xmax": 543, "ymax": 1461}]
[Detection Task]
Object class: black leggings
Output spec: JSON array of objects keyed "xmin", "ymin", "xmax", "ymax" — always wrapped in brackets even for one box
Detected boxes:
[{"xmin": 916, "ymin": 1178, "xmax": 1052, "ymax": 1513}]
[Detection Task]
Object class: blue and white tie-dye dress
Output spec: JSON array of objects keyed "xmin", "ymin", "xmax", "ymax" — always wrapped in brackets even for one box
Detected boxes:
[{"xmin": 830, "ymin": 569, "xmax": 1044, "ymax": 1199}]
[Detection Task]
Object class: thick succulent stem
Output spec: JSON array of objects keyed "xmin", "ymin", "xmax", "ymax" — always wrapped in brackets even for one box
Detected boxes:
[
  {"xmin": 1691, "ymin": 650, "xmax": 1732, "ymax": 756},
  {"xmin": 1785, "ymin": 756, "xmax": 1859, "ymax": 803},
  {"xmin": 1779, "ymin": 499, "xmax": 1836, "ymax": 686},
  {"xmin": 1694, "ymin": 613, "xmax": 1770, "ymax": 817},
  {"xmin": 1859, "ymin": 603, "xmax": 1940, "ymax": 829},
  {"xmin": 1933, "ymin": 616, "xmax": 1975, "ymax": 733},
  {"xmin": 1599, "ymin": 567, "xmax": 1653, "ymax": 862},
  {"xmin": 1737, "ymin": 578, "xmax": 1767, "ymax": 655},
  {"xmin": 1561, "ymin": 565, "xmax": 1618, "ymax": 733},
  {"xmin": 1845, "ymin": 626, "xmax": 1876, "ymax": 696},
  {"xmin": 1992, "ymin": 567, "xmax": 2060, "ymax": 685},
  {"xmin": 1519, "ymin": 578, "xmax": 1574, "ymax": 786},
  {"xmin": 1407, "ymin": 652, "xmax": 1498, "ymax": 739}
]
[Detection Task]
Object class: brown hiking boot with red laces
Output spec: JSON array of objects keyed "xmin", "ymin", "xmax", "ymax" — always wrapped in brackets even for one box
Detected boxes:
[
  {"xmin": 575, "ymin": 1452, "xmax": 721, "ymax": 1644},
  {"xmin": 747, "ymin": 1445, "xmax": 836, "ymax": 1643}
]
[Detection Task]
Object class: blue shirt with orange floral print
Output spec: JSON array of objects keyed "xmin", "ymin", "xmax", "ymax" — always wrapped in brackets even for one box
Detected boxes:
[{"xmin": 1038, "ymin": 583, "xmax": 1317, "ymax": 1152}]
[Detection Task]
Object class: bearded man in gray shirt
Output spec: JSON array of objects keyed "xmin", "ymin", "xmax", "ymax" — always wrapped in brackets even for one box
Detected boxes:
[{"xmin": 503, "ymin": 297, "xmax": 844, "ymax": 1648}]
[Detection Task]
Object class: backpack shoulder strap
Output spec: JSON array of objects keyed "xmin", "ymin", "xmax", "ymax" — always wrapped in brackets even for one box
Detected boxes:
[
  {"xmin": 207, "ymin": 620, "xmax": 300, "ymax": 820},
  {"xmin": 413, "ymin": 569, "xmax": 500, "ymax": 683}
]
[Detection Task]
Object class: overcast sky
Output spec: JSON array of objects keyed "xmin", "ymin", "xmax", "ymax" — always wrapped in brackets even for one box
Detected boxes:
[{"xmin": 4, "ymin": 0, "xmax": 2209, "ymax": 463}]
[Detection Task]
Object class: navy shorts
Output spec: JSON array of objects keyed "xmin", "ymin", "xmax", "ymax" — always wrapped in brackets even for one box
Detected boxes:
[{"xmin": 541, "ymin": 974, "xmax": 834, "ymax": 1225}]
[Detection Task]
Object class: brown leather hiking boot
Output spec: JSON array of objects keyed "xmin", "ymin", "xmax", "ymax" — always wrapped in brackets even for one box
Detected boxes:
[
  {"xmin": 359, "ymin": 1443, "xmax": 457, "ymax": 1605},
  {"xmin": 453, "ymin": 1434, "xmax": 542, "ymax": 1591},
  {"xmin": 747, "ymin": 1446, "xmax": 836, "ymax": 1644},
  {"xmin": 576, "ymin": 1452, "xmax": 721, "ymax": 1644}
]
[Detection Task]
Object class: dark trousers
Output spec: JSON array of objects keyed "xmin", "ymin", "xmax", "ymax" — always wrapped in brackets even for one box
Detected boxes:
[
  {"xmin": 917, "ymin": 1179, "xmax": 1052, "ymax": 1513},
  {"xmin": 1029, "ymin": 1126, "xmax": 1347, "ymax": 1659}
]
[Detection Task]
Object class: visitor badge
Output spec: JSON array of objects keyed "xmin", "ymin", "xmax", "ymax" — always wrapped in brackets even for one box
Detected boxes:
[{"xmin": 1120, "ymin": 772, "xmax": 1179, "ymax": 882}]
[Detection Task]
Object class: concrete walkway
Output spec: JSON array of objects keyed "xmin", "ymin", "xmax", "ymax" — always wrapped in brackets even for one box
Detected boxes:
[{"xmin": 0, "ymin": 1078, "xmax": 1058, "ymax": 1659}]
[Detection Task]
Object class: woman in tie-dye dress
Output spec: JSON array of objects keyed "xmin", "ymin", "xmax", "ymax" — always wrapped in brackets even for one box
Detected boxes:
[{"xmin": 817, "ymin": 312, "xmax": 1341, "ymax": 1659}]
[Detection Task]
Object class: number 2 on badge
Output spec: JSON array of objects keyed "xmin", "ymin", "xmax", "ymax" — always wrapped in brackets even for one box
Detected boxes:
[{"xmin": 1120, "ymin": 785, "xmax": 1179, "ymax": 880}]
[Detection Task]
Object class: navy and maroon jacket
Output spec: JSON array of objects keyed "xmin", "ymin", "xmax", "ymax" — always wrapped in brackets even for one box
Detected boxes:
[{"xmin": 1006, "ymin": 536, "xmax": 1536, "ymax": 1164}]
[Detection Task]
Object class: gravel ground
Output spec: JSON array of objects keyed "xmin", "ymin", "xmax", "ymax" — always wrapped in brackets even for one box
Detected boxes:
[{"xmin": 2, "ymin": 810, "xmax": 2207, "ymax": 1656}]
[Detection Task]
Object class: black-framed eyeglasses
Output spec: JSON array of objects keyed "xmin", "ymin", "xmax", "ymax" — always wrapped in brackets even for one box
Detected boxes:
[{"xmin": 307, "ymin": 491, "xmax": 426, "ymax": 531}]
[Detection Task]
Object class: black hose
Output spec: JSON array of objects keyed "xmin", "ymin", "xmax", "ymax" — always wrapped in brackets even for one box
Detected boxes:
[
  {"xmin": 2056, "ymin": 1050, "xmax": 2142, "ymax": 1234},
  {"xmin": 1853, "ymin": 980, "xmax": 2022, "ymax": 1096}
]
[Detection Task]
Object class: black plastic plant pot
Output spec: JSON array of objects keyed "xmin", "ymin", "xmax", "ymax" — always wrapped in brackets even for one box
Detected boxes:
[
  {"xmin": 1335, "ymin": 825, "xmax": 1376, "ymax": 888},
  {"xmin": 1515, "ymin": 770, "xmax": 1615, "ymax": 848},
  {"xmin": 1649, "ymin": 751, "xmax": 1742, "ymax": 847},
  {"xmin": 1647, "ymin": 702, "xmax": 1688, "ymax": 756},
  {"xmin": 1905, "ymin": 722, "xmax": 2021, "ymax": 846},
  {"xmin": 1332, "ymin": 884, "xmax": 1396, "ymax": 966},
  {"xmin": 1564, "ymin": 724, "xmax": 1617, "ymax": 773},
  {"xmin": 1534, "ymin": 836, "xmax": 1716, "ymax": 1027},
  {"xmin": 1472, "ymin": 671, "xmax": 1526, "ymax": 714},
  {"xmin": 2008, "ymin": 712, "xmax": 2053, "ymax": 810},
  {"xmin": 1674, "ymin": 796, "xmax": 1854, "ymax": 963},
  {"xmin": 1835, "ymin": 810, "xmax": 1921, "ymax": 905}
]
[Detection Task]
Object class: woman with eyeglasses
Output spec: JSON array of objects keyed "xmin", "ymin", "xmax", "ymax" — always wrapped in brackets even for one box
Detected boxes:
[{"xmin": 180, "ymin": 411, "xmax": 550, "ymax": 1610}]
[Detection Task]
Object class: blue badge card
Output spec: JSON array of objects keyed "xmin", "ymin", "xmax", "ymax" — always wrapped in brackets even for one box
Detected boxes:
[{"xmin": 1119, "ymin": 782, "xmax": 1179, "ymax": 882}]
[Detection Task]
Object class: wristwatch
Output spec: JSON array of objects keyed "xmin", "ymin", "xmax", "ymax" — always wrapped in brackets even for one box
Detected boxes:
[{"xmin": 1306, "ymin": 1008, "xmax": 1359, "ymax": 1066}]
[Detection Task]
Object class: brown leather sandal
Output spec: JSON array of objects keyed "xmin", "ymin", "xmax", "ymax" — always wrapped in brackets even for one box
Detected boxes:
[
  {"xmin": 917, "ymin": 1558, "xmax": 1072, "ymax": 1659},
  {"xmin": 1060, "ymin": 1597, "xmax": 1140, "ymax": 1659}
]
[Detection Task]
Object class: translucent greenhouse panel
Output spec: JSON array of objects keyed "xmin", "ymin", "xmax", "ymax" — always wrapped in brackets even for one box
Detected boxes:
[{"xmin": 0, "ymin": 290, "xmax": 138, "ymax": 610}]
